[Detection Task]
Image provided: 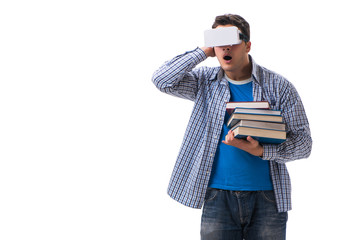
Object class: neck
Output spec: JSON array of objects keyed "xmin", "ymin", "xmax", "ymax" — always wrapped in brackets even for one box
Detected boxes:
[{"xmin": 225, "ymin": 57, "xmax": 252, "ymax": 81}]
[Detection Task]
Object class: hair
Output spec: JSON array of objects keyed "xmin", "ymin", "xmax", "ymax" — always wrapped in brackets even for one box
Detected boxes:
[{"xmin": 212, "ymin": 14, "xmax": 250, "ymax": 41}]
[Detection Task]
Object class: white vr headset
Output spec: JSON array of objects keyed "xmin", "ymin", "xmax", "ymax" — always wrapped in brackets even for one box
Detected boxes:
[{"xmin": 204, "ymin": 26, "xmax": 249, "ymax": 47}]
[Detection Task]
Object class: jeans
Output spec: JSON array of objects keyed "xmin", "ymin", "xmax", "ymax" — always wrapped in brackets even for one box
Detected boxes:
[{"xmin": 201, "ymin": 188, "xmax": 288, "ymax": 240}]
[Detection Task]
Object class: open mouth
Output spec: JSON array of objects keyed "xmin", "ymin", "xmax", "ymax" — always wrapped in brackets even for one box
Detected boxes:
[{"xmin": 223, "ymin": 55, "xmax": 232, "ymax": 61}]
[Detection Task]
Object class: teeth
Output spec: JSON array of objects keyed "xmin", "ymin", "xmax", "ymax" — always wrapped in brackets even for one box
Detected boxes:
[{"xmin": 224, "ymin": 56, "xmax": 232, "ymax": 61}]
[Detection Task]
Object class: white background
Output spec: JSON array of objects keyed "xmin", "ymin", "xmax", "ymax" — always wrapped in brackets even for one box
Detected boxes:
[{"xmin": 1, "ymin": 0, "xmax": 359, "ymax": 239}]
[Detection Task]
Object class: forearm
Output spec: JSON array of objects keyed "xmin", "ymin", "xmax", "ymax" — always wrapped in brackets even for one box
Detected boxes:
[
  {"xmin": 263, "ymin": 93, "xmax": 312, "ymax": 163},
  {"xmin": 152, "ymin": 48, "xmax": 207, "ymax": 100},
  {"xmin": 262, "ymin": 130, "xmax": 312, "ymax": 163}
]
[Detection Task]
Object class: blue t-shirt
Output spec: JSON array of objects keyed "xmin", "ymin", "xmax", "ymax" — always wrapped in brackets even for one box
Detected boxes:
[{"xmin": 208, "ymin": 76, "xmax": 273, "ymax": 191}]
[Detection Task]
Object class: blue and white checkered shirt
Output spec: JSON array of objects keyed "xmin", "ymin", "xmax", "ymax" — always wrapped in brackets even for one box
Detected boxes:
[{"xmin": 152, "ymin": 48, "xmax": 312, "ymax": 212}]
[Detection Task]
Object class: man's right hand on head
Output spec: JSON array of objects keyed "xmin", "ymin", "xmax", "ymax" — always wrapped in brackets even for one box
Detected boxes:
[{"xmin": 201, "ymin": 47, "xmax": 215, "ymax": 58}]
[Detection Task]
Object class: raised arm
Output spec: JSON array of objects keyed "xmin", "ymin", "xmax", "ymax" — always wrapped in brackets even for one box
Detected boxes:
[{"xmin": 152, "ymin": 47, "xmax": 213, "ymax": 101}]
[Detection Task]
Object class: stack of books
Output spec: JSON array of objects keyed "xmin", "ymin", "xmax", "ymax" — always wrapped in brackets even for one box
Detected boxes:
[{"xmin": 226, "ymin": 101, "xmax": 286, "ymax": 144}]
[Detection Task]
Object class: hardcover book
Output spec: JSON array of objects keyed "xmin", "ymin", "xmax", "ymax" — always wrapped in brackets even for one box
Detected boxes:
[
  {"xmin": 231, "ymin": 120, "xmax": 286, "ymax": 131},
  {"xmin": 232, "ymin": 126, "xmax": 286, "ymax": 144},
  {"xmin": 227, "ymin": 112, "xmax": 283, "ymax": 128},
  {"xmin": 226, "ymin": 101, "xmax": 270, "ymax": 115}
]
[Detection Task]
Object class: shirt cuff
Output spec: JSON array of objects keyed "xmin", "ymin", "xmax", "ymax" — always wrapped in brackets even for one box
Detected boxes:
[
  {"xmin": 262, "ymin": 144, "xmax": 277, "ymax": 161},
  {"xmin": 187, "ymin": 47, "xmax": 207, "ymax": 64}
]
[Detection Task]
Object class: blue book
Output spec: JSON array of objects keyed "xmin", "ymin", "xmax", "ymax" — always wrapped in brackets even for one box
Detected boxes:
[
  {"xmin": 232, "ymin": 107, "xmax": 281, "ymax": 116},
  {"xmin": 227, "ymin": 109, "xmax": 283, "ymax": 128},
  {"xmin": 232, "ymin": 125, "xmax": 286, "ymax": 144}
]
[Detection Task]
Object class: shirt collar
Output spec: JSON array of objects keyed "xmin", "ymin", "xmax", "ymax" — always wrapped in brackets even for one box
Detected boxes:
[{"xmin": 249, "ymin": 55, "xmax": 261, "ymax": 85}]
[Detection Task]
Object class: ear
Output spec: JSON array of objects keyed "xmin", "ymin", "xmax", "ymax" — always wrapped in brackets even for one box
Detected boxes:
[{"xmin": 245, "ymin": 41, "xmax": 251, "ymax": 53}]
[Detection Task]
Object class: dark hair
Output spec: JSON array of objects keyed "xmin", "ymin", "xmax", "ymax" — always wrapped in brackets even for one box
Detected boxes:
[{"xmin": 212, "ymin": 14, "xmax": 250, "ymax": 41}]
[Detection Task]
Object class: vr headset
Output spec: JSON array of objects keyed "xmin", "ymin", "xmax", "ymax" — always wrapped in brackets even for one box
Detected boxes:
[{"xmin": 204, "ymin": 26, "xmax": 249, "ymax": 47}]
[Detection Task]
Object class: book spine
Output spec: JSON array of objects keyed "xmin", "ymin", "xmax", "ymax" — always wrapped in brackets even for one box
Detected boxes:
[{"xmin": 234, "ymin": 134, "xmax": 286, "ymax": 144}]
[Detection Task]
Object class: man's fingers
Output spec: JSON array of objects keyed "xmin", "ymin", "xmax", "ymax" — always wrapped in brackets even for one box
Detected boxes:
[
  {"xmin": 247, "ymin": 136, "xmax": 258, "ymax": 145},
  {"xmin": 247, "ymin": 136, "xmax": 254, "ymax": 142},
  {"xmin": 228, "ymin": 130, "xmax": 235, "ymax": 140}
]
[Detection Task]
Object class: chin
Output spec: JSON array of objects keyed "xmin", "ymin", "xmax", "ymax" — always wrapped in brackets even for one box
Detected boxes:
[{"xmin": 221, "ymin": 65, "xmax": 234, "ymax": 71}]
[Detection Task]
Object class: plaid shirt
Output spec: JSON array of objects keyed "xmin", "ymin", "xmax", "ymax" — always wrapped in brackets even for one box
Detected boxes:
[{"xmin": 152, "ymin": 48, "xmax": 312, "ymax": 212}]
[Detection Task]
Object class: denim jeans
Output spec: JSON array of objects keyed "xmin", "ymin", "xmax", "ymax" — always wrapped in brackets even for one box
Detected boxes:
[{"xmin": 201, "ymin": 188, "xmax": 288, "ymax": 240}]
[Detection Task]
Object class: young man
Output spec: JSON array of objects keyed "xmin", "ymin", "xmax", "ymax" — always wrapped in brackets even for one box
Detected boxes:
[{"xmin": 152, "ymin": 14, "xmax": 312, "ymax": 240}]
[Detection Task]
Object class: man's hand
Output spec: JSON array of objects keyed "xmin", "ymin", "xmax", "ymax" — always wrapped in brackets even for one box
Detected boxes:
[
  {"xmin": 222, "ymin": 130, "xmax": 264, "ymax": 157},
  {"xmin": 201, "ymin": 47, "xmax": 215, "ymax": 57}
]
